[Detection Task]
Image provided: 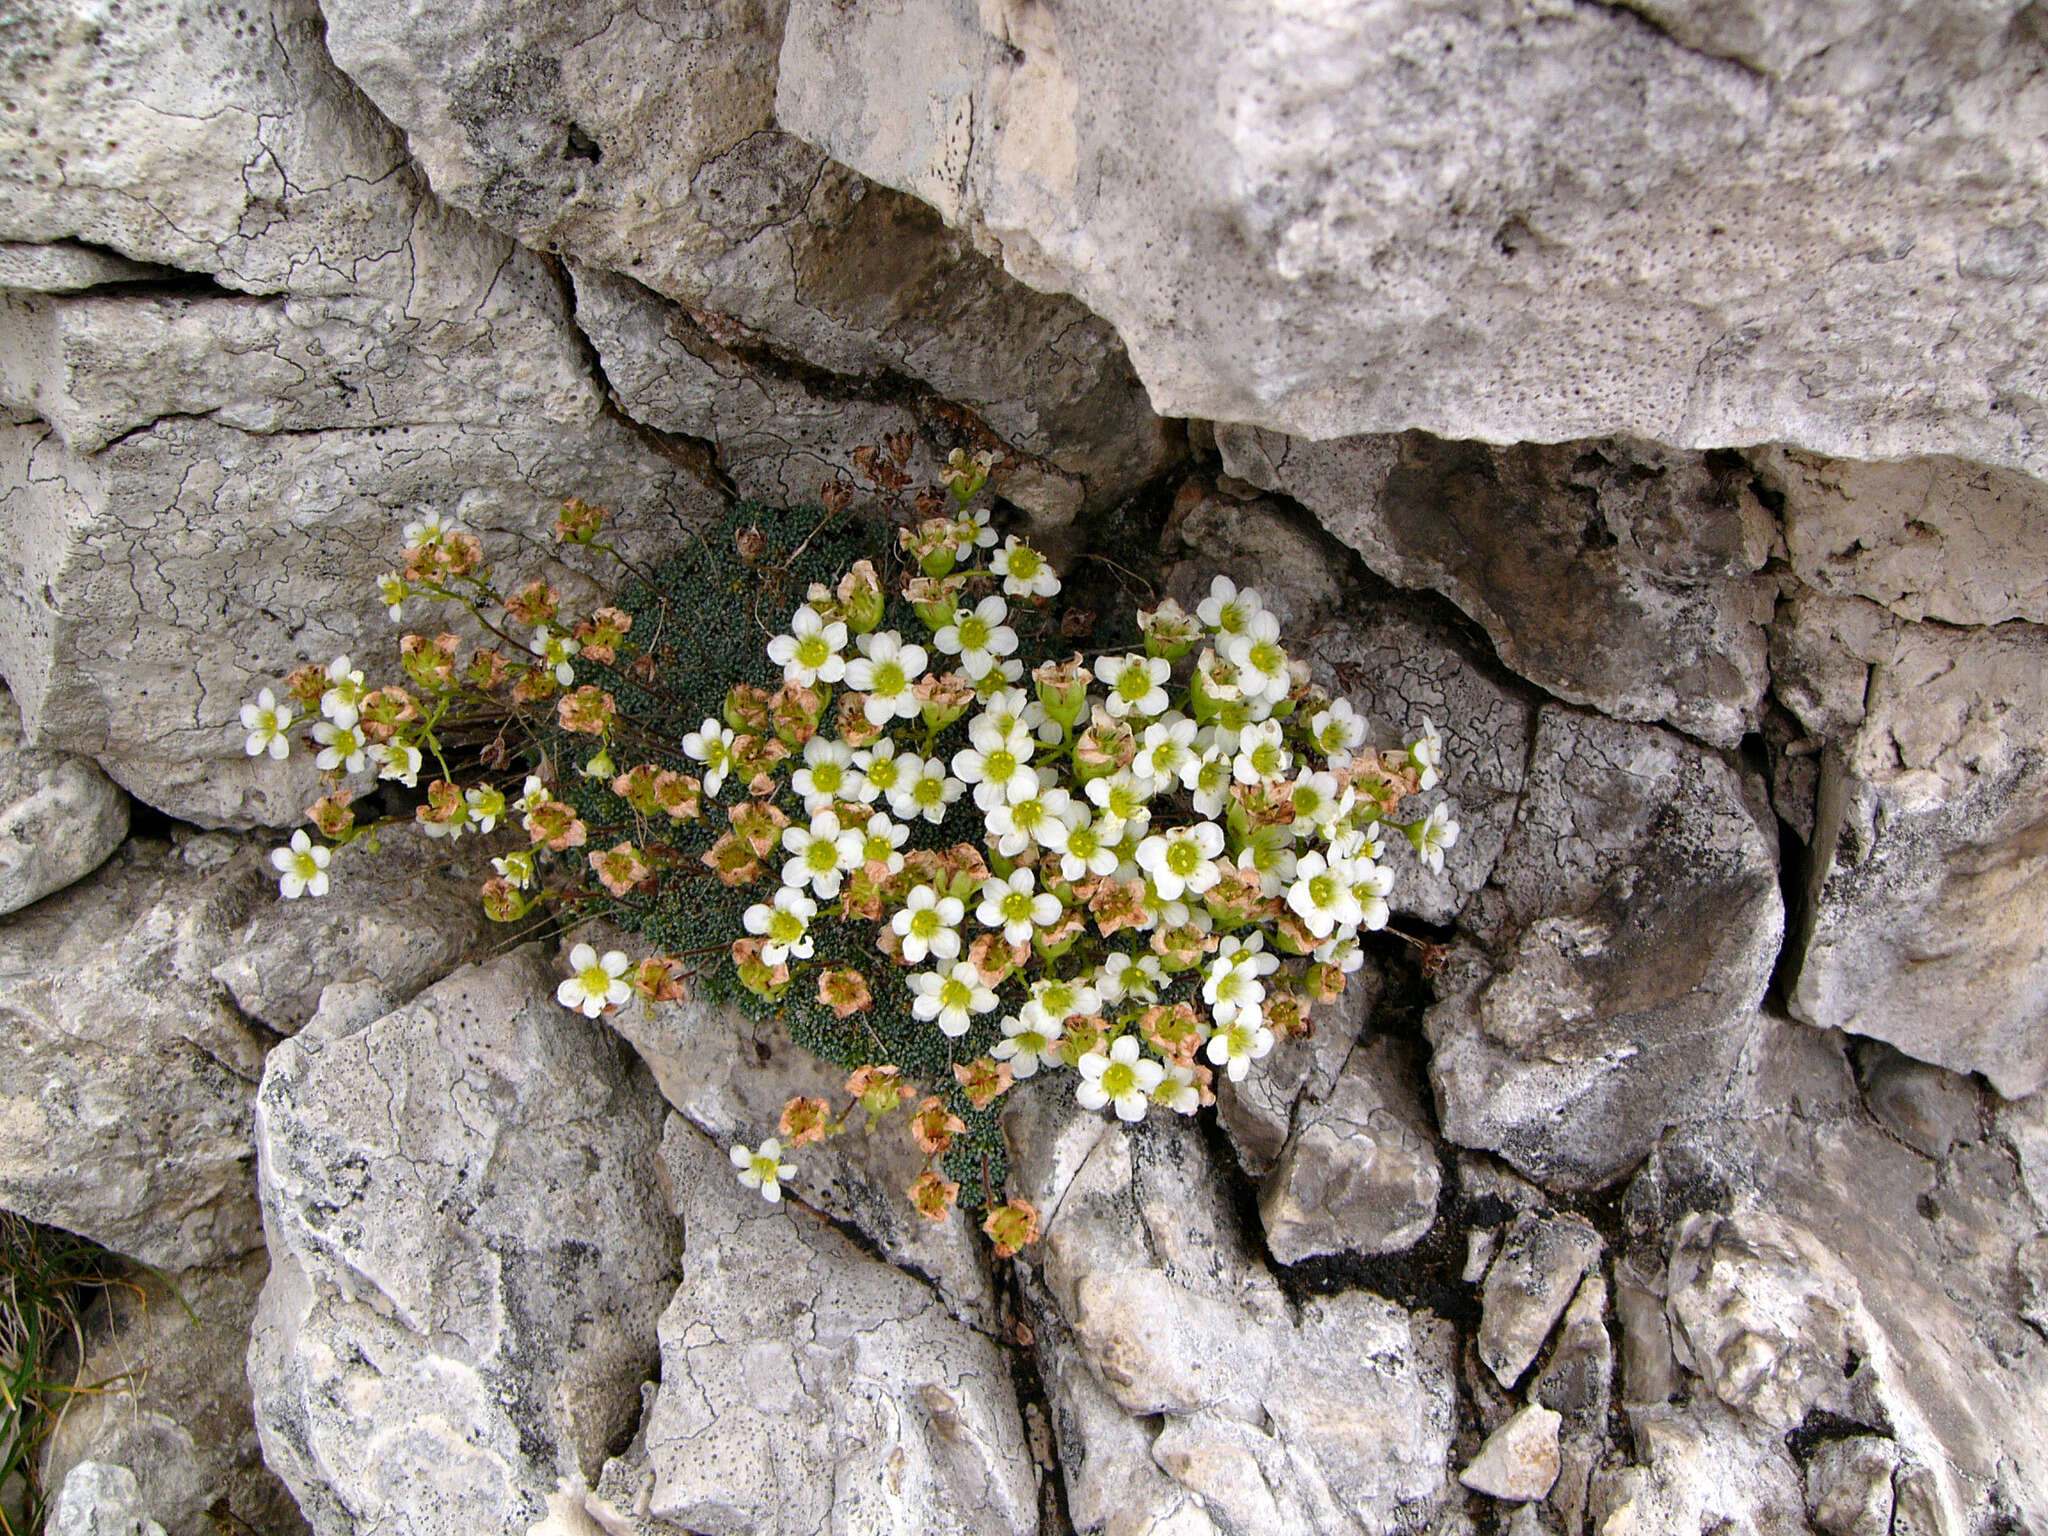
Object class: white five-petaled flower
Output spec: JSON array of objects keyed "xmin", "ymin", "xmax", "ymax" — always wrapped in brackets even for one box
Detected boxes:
[
  {"xmin": 1222, "ymin": 610, "xmax": 1292, "ymax": 703},
  {"xmin": 1096, "ymin": 950, "xmax": 1165, "ymax": 1005},
  {"xmin": 858, "ymin": 739, "xmax": 909, "ymax": 805},
  {"xmin": 953, "ymin": 720, "xmax": 1036, "ymax": 813},
  {"xmin": 1412, "ymin": 802, "xmax": 1461, "ymax": 875},
  {"xmin": 731, "ymin": 1138, "xmax": 796, "ymax": 1204},
  {"xmin": 1196, "ymin": 575, "xmax": 1266, "ymax": 638},
  {"xmin": 369, "ymin": 740, "xmax": 422, "ymax": 787},
  {"xmin": 319, "ymin": 656, "xmax": 368, "ymax": 728},
  {"xmin": 1205, "ymin": 1016, "xmax": 1275, "ymax": 1083},
  {"xmin": 1410, "ymin": 717, "xmax": 1445, "ymax": 791},
  {"xmin": 1026, "ymin": 974, "xmax": 1100, "ymax": 1026},
  {"xmin": 934, "ymin": 595, "xmax": 1019, "ymax": 682},
  {"xmin": 1233, "ymin": 719, "xmax": 1292, "ymax": 786},
  {"xmin": 529, "ymin": 625, "xmax": 580, "ymax": 686},
  {"xmin": 977, "ymin": 867, "xmax": 1062, "ymax": 945},
  {"xmin": 909, "ymin": 960, "xmax": 999, "ymax": 1038},
  {"xmin": 844, "ymin": 631, "xmax": 928, "ymax": 726},
  {"xmin": 557, "ymin": 943, "xmax": 631, "ymax": 1017},
  {"xmin": 1190, "ymin": 749, "xmax": 1233, "ymax": 818},
  {"xmin": 992, "ymin": 1012, "xmax": 1063, "ymax": 1078},
  {"xmin": 984, "ymin": 784, "xmax": 1072, "ymax": 859},
  {"xmin": 1076, "ymin": 1036, "xmax": 1164, "ymax": 1122},
  {"xmin": 241, "ymin": 688, "xmax": 294, "ymax": 760},
  {"xmin": 402, "ymin": 509, "xmax": 452, "ymax": 548},
  {"xmin": 683, "ymin": 718, "xmax": 736, "ymax": 796},
  {"xmin": 1153, "ymin": 1061, "xmax": 1202, "ymax": 1115},
  {"xmin": 1057, "ymin": 809, "xmax": 1120, "ymax": 881},
  {"xmin": 1309, "ymin": 699, "xmax": 1368, "ymax": 767},
  {"xmin": 1135, "ymin": 820, "xmax": 1226, "ymax": 902},
  {"xmin": 1286, "ymin": 851, "xmax": 1363, "ymax": 940},
  {"xmin": 270, "ymin": 830, "xmax": 331, "ymax": 899},
  {"xmin": 767, "ymin": 604, "xmax": 850, "ymax": 688},
  {"xmin": 1096, "ymin": 653, "xmax": 1171, "ymax": 720},
  {"xmin": 744, "ymin": 886, "xmax": 819, "ymax": 965},
  {"xmin": 493, "ymin": 850, "xmax": 536, "ymax": 889},
  {"xmin": 1084, "ymin": 771, "xmax": 1156, "ymax": 840},
  {"xmin": 1286, "ymin": 770, "xmax": 1344, "ymax": 833},
  {"xmin": 991, "ymin": 535, "xmax": 1061, "ymax": 599},
  {"xmin": 1349, "ymin": 859, "xmax": 1395, "ymax": 932},
  {"xmin": 979, "ymin": 686, "xmax": 1055, "ymax": 744},
  {"xmin": 900, "ymin": 756, "xmax": 965, "ymax": 824},
  {"xmin": 781, "ymin": 810, "xmax": 865, "ymax": 898},
  {"xmin": 856, "ymin": 811, "xmax": 908, "ymax": 875},
  {"xmin": 891, "ymin": 885, "xmax": 967, "ymax": 965},
  {"xmin": 465, "ymin": 785, "xmax": 505, "ymax": 833},
  {"xmin": 1203, "ymin": 933, "xmax": 1280, "ymax": 1026},
  {"xmin": 377, "ymin": 572, "xmax": 407, "ymax": 623},
  {"xmin": 793, "ymin": 735, "xmax": 868, "ymax": 813},
  {"xmin": 1132, "ymin": 716, "xmax": 1201, "ymax": 789},
  {"xmin": 312, "ymin": 720, "xmax": 368, "ymax": 775}
]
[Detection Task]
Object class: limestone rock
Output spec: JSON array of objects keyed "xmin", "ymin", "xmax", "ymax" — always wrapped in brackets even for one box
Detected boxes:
[
  {"xmin": 1588, "ymin": 1402, "xmax": 1808, "ymax": 1536},
  {"xmin": 40, "ymin": 1253, "xmax": 302, "ymax": 1536},
  {"xmin": 315, "ymin": 0, "xmax": 1169, "ymax": 512},
  {"xmin": 1218, "ymin": 428, "xmax": 1777, "ymax": 747},
  {"xmin": 1529, "ymin": 1272, "xmax": 1613, "ymax": 1533},
  {"xmin": 1258, "ymin": 1034, "xmax": 1441, "ymax": 1264},
  {"xmin": 1214, "ymin": 963, "xmax": 1378, "ymax": 1179},
  {"xmin": 1803, "ymin": 1436, "xmax": 1901, "ymax": 1536},
  {"xmin": 250, "ymin": 950, "xmax": 679, "ymax": 1535},
  {"xmin": 1853, "ymin": 1044, "xmax": 1983, "ymax": 1162},
  {"xmin": 0, "ymin": 837, "xmax": 273, "ymax": 1268},
  {"xmin": 1005, "ymin": 1081, "xmax": 1458, "ymax": 1534},
  {"xmin": 1789, "ymin": 619, "xmax": 2048, "ymax": 1097},
  {"xmin": 611, "ymin": 1117, "xmax": 1038, "ymax": 1536},
  {"xmin": 0, "ymin": 681, "xmax": 126, "ymax": 915},
  {"xmin": 1758, "ymin": 446, "xmax": 2048, "ymax": 628},
  {"xmin": 1476, "ymin": 1212, "xmax": 1601, "ymax": 1389},
  {"xmin": 781, "ymin": 0, "xmax": 2048, "ymax": 477},
  {"xmin": 48, "ymin": 1463, "xmax": 167, "ymax": 1536},
  {"xmin": 1458, "ymin": 1405, "xmax": 1561, "ymax": 1504},
  {"xmin": 0, "ymin": 242, "xmax": 171, "ymax": 293},
  {"xmin": 593, "ymin": 965, "xmax": 995, "ymax": 1327},
  {"xmin": 1428, "ymin": 706, "xmax": 1782, "ymax": 1189}
]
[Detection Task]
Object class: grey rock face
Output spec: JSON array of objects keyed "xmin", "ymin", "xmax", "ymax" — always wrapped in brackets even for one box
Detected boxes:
[
  {"xmin": 780, "ymin": 0, "xmax": 2048, "ymax": 476},
  {"xmin": 1258, "ymin": 1035, "xmax": 1441, "ymax": 1265},
  {"xmin": 1005, "ymin": 1081, "xmax": 1458, "ymax": 1535},
  {"xmin": 1476, "ymin": 1212, "xmax": 1602, "ymax": 1389},
  {"xmin": 591, "ymin": 1117, "xmax": 1037, "ymax": 1536},
  {"xmin": 1219, "ymin": 427, "xmax": 1778, "ymax": 747},
  {"xmin": 250, "ymin": 950, "xmax": 679, "ymax": 1536},
  {"xmin": 1428, "ymin": 706, "xmax": 1782, "ymax": 1189},
  {"xmin": 0, "ymin": 242, "xmax": 173, "ymax": 294},
  {"xmin": 49, "ymin": 1464, "xmax": 168, "ymax": 1536},
  {"xmin": 0, "ymin": 682, "xmax": 126, "ymax": 915},
  {"xmin": 1789, "ymin": 618, "xmax": 2048, "ymax": 1097},
  {"xmin": 1458, "ymin": 1405, "xmax": 1561, "ymax": 1504}
]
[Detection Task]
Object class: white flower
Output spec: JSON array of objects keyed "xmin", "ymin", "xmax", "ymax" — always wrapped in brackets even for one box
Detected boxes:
[
  {"xmin": 518, "ymin": 775, "xmax": 551, "ymax": 813},
  {"xmin": 1096, "ymin": 653, "xmax": 1171, "ymax": 719},
  {"xmin": 991, "ymin": 535, "xmax": 1061, "ymax": 599},
  {"xmin": 241, "ymin": 688, "xmax": 294, "ymax": 760},
  {"xmin": 1222, "ymin": 611, "xmax": 1291, "ymax": 702},
  {"xmin": 1286, "ymin": 771, "xmax": 1344, "ymax": 833},
  {"xmin": 1203, "ymin": 934, "xmax": 1280, "ymax": 1026},
  {"xmin": 1189, "ymin": 749, "xmax": 1233, "ymax": 819},
  {"xmin": 377, "ymin": 572, "xmax": 407, "ymax": 623},
  {"xmin": 793, "ymin": 735, "xmax": 868, "ymax": 813},
  {"xmin": 1026, "ymin": 973, "xmax": 1100, "ymax": 1027},
  {"xmin": 933, "ymin": 595, "xmax": 1018, "ymax": 682},
  {"xmin": 529, "ymin": 625, "xmax": 580, "ymax": 686},
  {"xmin": 1135, "ymin": 820, "xmax": 1226, "ymax": 902},
  {"xmin": 1131, "ymin": 716, "xmax": 1201, "ymax": 789},
  {"xmin": 1205, "ymin": 1016, "xmax": 1274, "ymax": 1083},
  {"xmin": 1084, "ymin": 771, "xmax": 1156, "ymax": 840},
  {"xmin": 730, "ymin": 1138, "xmax": 796, "ymax": 1203},
  {"xmin": 1314, "ymin": 933, "xmax": 1366, "ymax": 973},
  {"xmin": 683, "ymin": 719, "xmax": 736, "ymax": 796},
  {"xmin": 978, "ymin": 686, "xmax": 1054, "ymax": 745},
  {"xmin": 992, "ymin": 1013, "xmax": 1063, "ymax": 1078},
  {"xmin": 1196, "ymin": 575, "xmax": 1265, "ymax": 637},
  {"xmin": 891, "ymin": 885, "xmax": 966, "ymax": 965},
  {"xmin": 369, "ymin": 740, "xmax": 422, "ymax": 788},
  {"xmin": 1410, "ymin": 717, "xmax": 1446, "ymax": 791},
  {"xmin": 901, "ymin": 757, "xmax": 966, "ymax": 824},
  {"xmin": 1349, "ymin": 860, "xmax": 1395, "ymax": 932},
  {"xmin": 780, "ymin": 810, "xmax": 865, "ymax": 898},
  {"xmin": 957, "ymin": 506, "xmax": 999, "ymax": 550},
  {"xmin": 465, "ymin": 785, "xmax": 505, "ymax": 833},
  {"xmin": 1096, "ymin": 951, "xmax": 1164, "ymax": 1006},
  {"xmin": 269, "ymin": 830, "xmax": 331, "ymax": 899},
  {"xmin": 844, "ymin": 631, "xmax": 928, "ymax": 726},
  {"xmin": 402, "ymin": 509, "xmax": 452, "ymax": 548},
  {"xmin": 767, "ymin": 604, "xmax": 849, "ymax": 688},
  {"xmin": 312, "ymin": 720, "xmax": 368, "ymax": 775},
  {"xmin": 556, "ymin": 943, "xmax": 631, "ymax": 1017},
  {"xmin": 744, "ymin": 886, "xmax": 819, "ymax": 965},
  {"xmin": 1236, "ymin": 823, "xmax": 1298, "ymax": 897},
  {"xmin": 858, "ymin": 739, "xmax": 910, "ymax": 804},
  {"xmin": 1309, "ymin": 700, "xmax": 1368, "ymax": 767},
  {"xmin": 1232, "ymin": 719, "xmax": 1292, "ymax": 786},
  {"xmin": 856, "ymin": 811, "xmax": 908, "ymax": 874},
  {"xmin": 1076, "ymin": 1036, "xmax": 1164, "ymax": 1122},
  {"xmin": 977, "ymin": 867, "xmax": 1062, "ymax": 945},
  {"xmin": 1057, "ymin": 808, "xmax": 1121, "ymax": 881},
  {"xmin": 1412, "ymin": 802, "xmax": 1461, "ymax": 874},
  {"xmin": 1153, "ymin": 1061, "xmax": 1202, "ymax": 1115},
  {"xmin": 985, "ymin": 784, "xmax": 1072, "ymax": 859},
  {"xmin": 909, "ymin": 960, "xmax": 999, "ymax": 1038},
  {"xmin": 493, "ymin": 850, "xmax": 536, "ymax": 889},
  {"xmin": 319, "ymin": 656, "xmax": 367, "ymax": 728},
  {"xmin": 1286, "ymin": 852, "xmax": 1363, "ymax": 940},
  {"xmin": 953, "ymin": 726, "xmax": 1036, "ymax": 813}
]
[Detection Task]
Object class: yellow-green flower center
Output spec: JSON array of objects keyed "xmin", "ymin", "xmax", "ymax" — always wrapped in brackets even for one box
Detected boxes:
[
  {"xmin": 578, "ymin": 963, "xmax": 612, "ymax": 994},
  {"xmin": 872, "ymin": 661, "xmax": 906, "ymax": 695},
  {"xmin": 958, "ymin": 614, "xmax": 991, "ymax": 649},
  {"xmin": 768, "ymin": 910, "xmax": 805, "ymax": 944},
  {"xmin": 1001, "ymin": 890, "xmax": 1034, "ymax": 924},
  {"xmin": 796, "ymin": 633, "xmax": 830, "ymax": 667},
  {"xmin": 1308, "ymin": 874, "xmax": 1337, "ymax": 907},
  {"xmin": 811, "ymin": 762, "xmax": 844, "ymax": 794},
  {"xmin": 807, "ymin": 840, "xmax": 839, "ymax": 872},
  {"xmin": 986, "ymin": 748, "xmax": 1017, "ymax": 781},
  {"xmin": 910, "ymin": 908, "xmax": 942, "ymax": 939},
  {"xmin": 1100, "ymin": 1060, "xmax": 1137, "ymax": 1097},
  {"xmin": 1166, "ymin": 839, "xmax": 1201, "ymax": 876}
]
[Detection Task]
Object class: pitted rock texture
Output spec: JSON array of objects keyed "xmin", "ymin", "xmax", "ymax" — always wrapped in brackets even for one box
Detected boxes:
[
  {"xmin": 1787, "ymin": 616, "xmax": 2048, "ymax": 1097},
  {"xmin": 1428, "ymin": 706, "xmax": 1782, "ymax": 1189},
  {"xmin": 780, "ymin": 0, "xmax": 2048, "ymax": 475},
  {"xmin": 1218, "ymin": 427, "xmax": 1778, "ymax": 748},
  {"xmin": 49, "ymin": 1463, "xmax": 168, "ymax": 1536},
  {"xmin": 0, "ymin": 680, "xmax": 126, "ymax": 915},
  {"xmin": 250, "ymin": 949, "xmax": 678, "ymax": 1536},
  {"xmin": 584, "ymin": 1117, "xmax": 1037, "ymax": 1536},
  {"xmin": 1005, "ymin": 1081, "xmax": 1458, "ymax": 1535}
]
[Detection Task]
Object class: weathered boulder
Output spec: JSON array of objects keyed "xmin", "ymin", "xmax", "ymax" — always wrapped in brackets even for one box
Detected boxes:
[
  {"xmin": 1005, "ymin": 1081, "xmax": 1458, "ymax": 1535},
  {"xmin": 250, "ymin": 949, "xmax": 678, "ymax": 1536},
  {"xmin": 1428, "ymin": 706, "xmax": 1782, "ymax": 1189},
  {"xmin": 41, "ymin": 1252, "xmax": 303, "ymax": 1536},
  {"xmin": 0, "ymin": 242, "xmax": 171, "ymax": 294},
  {"xmin": 49, "ymin": 1463, "xmax": 168, "ymax": 1536},
  {"xmin": 780, "ymin": 0, "xmax": 2048, "ymax": 477},
  {"xmin": 1787, "ymin": 617, "xmax": 2048, "ymax": 1097},
  {"xmin": 0, "ymin": 681, "xmax": 126, "ymax": 916},
  {"xmin": 1476, "ymin": 1212, "xmax": 1602, "ymax": 1389},
  {"xmin": 1218, "ymin": 428, "xmax": 1778, "ymax": 747},
  {"xmin": 584, "ymin": 1117, "xmax": 1037, "ymax": 1536},
  {"xmin": 1458, "ymin": 1404, "xmax": 1561, "ymax": 1504}
]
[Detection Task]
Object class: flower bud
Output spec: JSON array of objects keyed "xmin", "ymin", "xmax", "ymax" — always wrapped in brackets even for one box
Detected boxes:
[
  {"xmin": 837, "ymin": 559, "xmax": 885, "ymax": 635},
  {"xmin": 1033, "ymin": 657, "xmax": 1092, "ymax": 731},
  {"xmin": 915, "ymin": 671, "xmax": 974, "ymax": 734}
]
